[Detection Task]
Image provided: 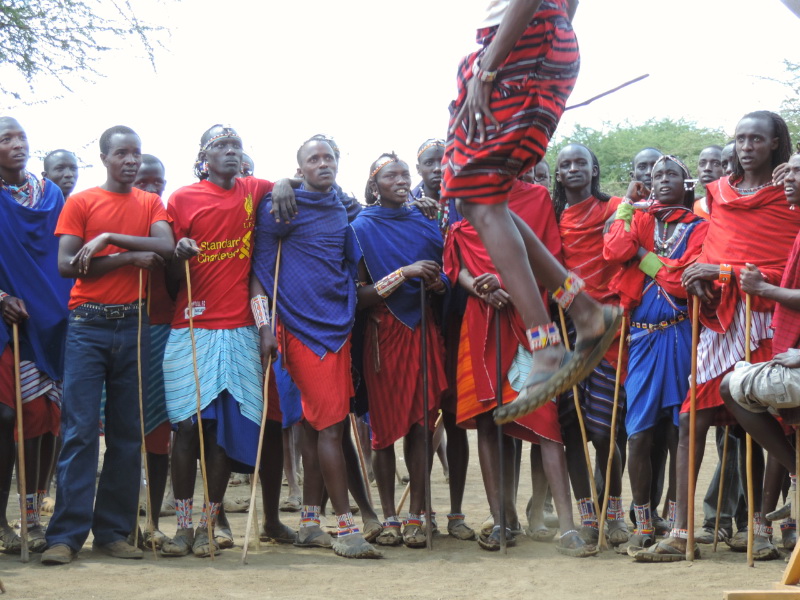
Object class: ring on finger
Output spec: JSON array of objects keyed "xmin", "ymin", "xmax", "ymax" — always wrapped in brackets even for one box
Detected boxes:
[{"xmin": 475, "ymin": 112, "xmax": 483, "ymax": 120}]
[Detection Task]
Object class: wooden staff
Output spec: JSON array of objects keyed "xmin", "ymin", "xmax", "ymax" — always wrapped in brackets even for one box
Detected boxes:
[
  {"xmin": 597, "ymin": 316, "xmax": 626, "ymax": 550},
  {"xmin": 687, "ymin": 295, "xmax": 700, "ymax": 561},
  {"xmin": 420, "ymin": 283, "xmax": 433, "ymax": 551},
  {"xmin": 558, "ymin": 306, "xmax": 603, "ymax": 548},
  {"xmin": 185, "ymin": 260, "xmax": 214, "ymax": 561},
  {"xmin": 397, "ymin": 414, "xmax": 443, "ymax": 515},
  {"xmin": 242, "ymin": 240, "xmax": 282, "ymax": 564},
  {"xmin": 745, "ymin": 293, "xmax": 755, "ymax": 567},
  {"xmin": 712, "ymin": 426, "xmax": 731, "ymax": 552},
  {"xmin": 12, "ymin": 323, "xmax": 29, "ymax": 563},
  {"xmin": 135, "ymin": 270, "xmax": 157, "ymax": 558},
  {"xmin": 495, "ymin": 307, "xmax": 506, "ymax": 554},
  {"xmin": 349, "ymin": 413, "xmax": 373, "ymax": 505}
]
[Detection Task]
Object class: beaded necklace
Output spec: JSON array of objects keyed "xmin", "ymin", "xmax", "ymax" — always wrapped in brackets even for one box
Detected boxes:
[
  {"xmin": 653, "ymin": 220, "xmax": 687, "ymax": 257},
  {"xmin": 0, "ymin": 171, "xmax": 40, "ymax": 208},
  {"xmin": 733, "ymin": 181, "xmax": 772, "ymax": 196}
]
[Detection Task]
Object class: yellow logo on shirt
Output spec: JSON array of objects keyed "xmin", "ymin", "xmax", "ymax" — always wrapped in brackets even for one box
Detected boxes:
[{"xmin": 243, "ymin": 193, "xmax": 255, "ymax": 229}]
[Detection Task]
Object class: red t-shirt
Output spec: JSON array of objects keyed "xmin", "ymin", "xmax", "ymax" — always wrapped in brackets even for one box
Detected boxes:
[
  {"xmin": 168, "ymin": 177, "xmax": 273, "ymax": 330},
  {"xmin": 55, "ymin": 187, "xmax": 169, "ymax": 309}
]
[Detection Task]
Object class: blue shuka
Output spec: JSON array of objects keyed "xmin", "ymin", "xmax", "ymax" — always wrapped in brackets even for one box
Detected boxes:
[
  {"xmin": 253, "ymin": 186, "xmax": 357, "ymax": 357},
  {"xmin": 349, "ymin": 204, "xmax": 448, "ymax": 329},
  {"xmin": 0, "ymin": 180, "xmax": 71, "ymax": 379}
]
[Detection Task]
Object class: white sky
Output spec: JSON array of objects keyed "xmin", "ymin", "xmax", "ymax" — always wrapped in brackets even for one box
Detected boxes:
[{"xmin": 3, "ymin": 0, "xmax": 798, "ymax": 200}]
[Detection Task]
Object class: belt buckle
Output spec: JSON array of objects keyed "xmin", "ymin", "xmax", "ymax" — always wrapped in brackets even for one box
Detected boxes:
[{"xmin": 104, "ymin": 305, "xmax": 124, "ymax": 319}]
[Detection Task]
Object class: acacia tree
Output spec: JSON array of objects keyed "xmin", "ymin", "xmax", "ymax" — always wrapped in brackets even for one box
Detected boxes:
[
  {"xmin": 546, "ymin": 118, "xmax": 728, "ymax": 196},
  {"xmin": 0, "ymin": 0, "xmax": 163, "ymax": 99}
]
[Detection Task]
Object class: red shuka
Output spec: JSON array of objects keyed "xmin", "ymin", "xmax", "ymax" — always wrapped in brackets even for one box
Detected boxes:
[
  {"xmin": 443, "ymin": 180, "xmax": 563, "ymax": 443},
  {"xmin": 697, "ymin": 179, "xmax": 800, "ymax": 333}
]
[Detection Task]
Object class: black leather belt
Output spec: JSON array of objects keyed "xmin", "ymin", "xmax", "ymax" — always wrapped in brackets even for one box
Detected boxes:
[{"xmin": 76, "ymin": 302, "xmax": 141, "ymax": 319}]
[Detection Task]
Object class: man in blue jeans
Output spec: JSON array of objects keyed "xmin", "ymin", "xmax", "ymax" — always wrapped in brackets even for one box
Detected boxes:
[{"xmin": 42, "ymin": 126, "xmax": 174, "ymax": 565}]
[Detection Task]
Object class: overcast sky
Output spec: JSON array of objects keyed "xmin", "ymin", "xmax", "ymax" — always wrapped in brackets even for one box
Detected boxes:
[{"xmin": 2, "ymin": 0, "xmax": 797, "ymax": 200}]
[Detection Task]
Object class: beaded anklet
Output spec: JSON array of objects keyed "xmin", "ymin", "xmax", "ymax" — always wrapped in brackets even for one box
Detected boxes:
[
  {"xmin": 526, "ymin": 322, "xmax": 562, "ymax": 352},
  {"xmin": 176, "ymin": 497, "xmax": 193, "ymax": 530},
  {"xmin": 669, "ymin": 528, "xmax": 688, "ymax": 540},
  {"xmin": 300, "ymin": 505, "xmax": 321, "ymax": 528},
  {"xmin": 337, "ymin": 512, "xmax": 360, "ymax": 537},
  {"xmin": 552, "ymin": 272, "xmax": 585, "ymax": 311}
]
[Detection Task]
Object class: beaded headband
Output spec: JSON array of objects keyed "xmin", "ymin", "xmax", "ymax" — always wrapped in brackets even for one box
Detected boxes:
[
  {"xmin": 370, "ymin": 156, "xmax": 398, "ymax": 179},
  {"xmin": 201, "ymin": 130, "xmax": 242, "ymax": 152},
  {"xmin": 417, "ymin": 139, "xmax": 445, "ymax": 159},
  {"xmin": 651, "ymin": 154, "xmax": 690, "ymax": 179}
]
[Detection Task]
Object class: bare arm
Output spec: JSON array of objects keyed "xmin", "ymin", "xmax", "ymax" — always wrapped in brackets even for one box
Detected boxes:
[
  {"xmin": 740, "ymin": 263, "xmax": 800, "ymax": 311},
  {"xmin": 58, "ymin": 234, "xmax": 165, "ymax": 279},
  {"xmin": 68, "ymin": 220, "xmax": 175, "ymax": 276}
]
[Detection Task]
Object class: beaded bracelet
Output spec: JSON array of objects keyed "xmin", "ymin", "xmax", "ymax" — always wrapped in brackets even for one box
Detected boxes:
[
  {"xmin": 0, "ymin": 291, "xmax": 8, "ymax": 301},
  {"xmin": 250, "ymin": 295, "xmax": 270, "ymax": 329},
  {"xmin": 374, "ymin": 268, "xmax": 406, "ymax": 298},
  {"xmin": 719, "ymin": 263, "xmax": 732, "ymax": 284}
]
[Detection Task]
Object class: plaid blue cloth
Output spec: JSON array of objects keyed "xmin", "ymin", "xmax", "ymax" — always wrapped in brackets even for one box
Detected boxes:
[{"xmin": 254, "ymin": 187, "xmax": 357, "ymax": 357}]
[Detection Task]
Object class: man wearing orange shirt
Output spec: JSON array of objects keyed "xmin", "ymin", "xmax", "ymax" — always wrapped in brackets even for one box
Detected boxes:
[{"xmin": 42, "ymin": 126, "xmax": 174, "ymax": 565}]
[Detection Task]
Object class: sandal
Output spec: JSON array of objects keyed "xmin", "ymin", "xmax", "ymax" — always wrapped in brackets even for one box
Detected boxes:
[
  {"xmin": 447, "ymin": 514, "xmax": 476, "ymax": 541},
  {"xmin": 260, "ymin": 523, "xmax": 297, "ymax": 544},
  {"xmin": 279, "ymin": 495, "xmax": 302, "ymax": 513},
  {"xmin": 615, "ymin": 530, "xmax": 654, "ymax": 556},
  {"xmin": 403, "ymin": 519, "xmax": 428, "ymax": 549},
  {"xmin": 633, "ymin": 537, "xmax": 700, "ymax": 562},
  {"xmin": 556, "ymin": 529, "xmax": 598, "ymax": 558},
  {"xmin": 228, "ymin": 473, "xmax": 247, "ymax": 487},
  {"xmin": 192, "ymin": 526, "xmax": 220, "ymax": 558},
  {"xmin": 527, "ymin": 525, "xmax": 557, "ymax": 542},
  {"xmin": 753, "ymin": 534, "xmax": 781, "ymax": 561},
  {"xmin": 782, "ymin": 525, "xmax": 797, "ymax": 551},
  {"xmin": 0, "ymin": 524, "xmax": 21, "ymax": 554},
  {"xmin": 726, "ymin": 529, "xmax": 748, "ymax": 552},
  {"xmin": 222, "ymin": 497, "xmax": 249, "ymax": 514},
  {"xmin": 28, "ymin": 524, "xmax": 48, "ymax": 553},
  {"xmin": 215, "ymin": 525, "xmax": 234, "ymax": 549},
  {"xmin": 606, "ymin": 519, "xmax": 630, "ymax": 546},
  {"xmin": 294, "ymin": 524, "xmax": 333, "ymax": 548},
  {"xmin": 331, "ymin": 532, "xmax": 383, "ymax": 559},
  {"xmin": 495, "ymin": 305, "xmax": 623, "ymax": 424},
  {"xmin": 161, "ymin": 527, "xmax": 194, "ymax": 557},
  {"xmin": 477, "ymin": 525, "xmax": 517, "ymax": 552},
  {"xmin": 579, "ymin": 525, "xmax": 599, "ymax": 545},
  {"xmin": 142, "ymin": 528, "xmax": 168, "ymax": 550},
  {"xmin": 376, "ymin": 521, "xmax": 403, "ymax": 546},
  {"xmin": 362, "ymin": 518, "xmax": 383, "ymax": 543}
]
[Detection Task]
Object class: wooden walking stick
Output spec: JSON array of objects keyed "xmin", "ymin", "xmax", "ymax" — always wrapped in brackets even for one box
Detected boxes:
[
  {"xmin": 597, "ymin": 316, "xmax": 627, "ymax": 550},
  {"xmin": 745, "ymin": 293, "xmax": 755, "ymax": 567},
  {"xmin": 241, "ymin": 240, "xmax": 282, "ymax": 564},
  {"xmin": 185, "ymin": 260, "xmax": 214, "ymax": 561},
  {"xmin": 558, "ymin": 306, "xmax": 604, "ymax": 548},
  {"xmin": 349, "ymin": 413, "xmax": 373, "ymax": 505},
  {"xmin": 419, "ymin": 283, "xmax": 433, "ymax": 551},
  {"xmin": 712, "ymin": 425, "xmax": 731, "ymax": 552},
  {"xmin": 11, "ymin": 323, "xmax": 29, "ymax": 563},
  {"xmin": 495, "ymin": 307, "xmax": 507, "ymax": 554},
  {"xmin": 397, "ymin": 413, "xmax": 443, "ymax": 515},
  {"xmin": 687, "ymin": 295, "xmax": 700, "ymax": 561},
  {"xmin": 135, "ymin": 270, "xmax": 158, "ymax": 558}
]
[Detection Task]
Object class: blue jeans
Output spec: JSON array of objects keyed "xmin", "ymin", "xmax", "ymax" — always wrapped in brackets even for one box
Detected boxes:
[{"xmin": 46, "ymin": 306, "xmax": 149, "ymax": 551}]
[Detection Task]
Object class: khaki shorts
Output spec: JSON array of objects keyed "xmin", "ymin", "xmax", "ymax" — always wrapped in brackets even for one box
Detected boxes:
[{"xmin": 728, "ymin": 362, "xmax": 800, "ymax": 413}]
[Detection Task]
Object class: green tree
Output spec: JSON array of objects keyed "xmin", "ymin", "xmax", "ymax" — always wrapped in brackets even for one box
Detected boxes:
[
  {"xmin": 776, "ymin": 60, "xmax": 800, "ymax": 143},
  {"xmin": 0, "ymin": 0, "xmax": 163, "ymax": 99},
  {"xmin": 546, "ymin": 118, "xmax": 728, "ymax": 196}
]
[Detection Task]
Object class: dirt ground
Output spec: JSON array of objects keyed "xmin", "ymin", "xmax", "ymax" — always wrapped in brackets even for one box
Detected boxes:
[{"xmin": 0, "ymin": 431, "xmax": 794, "ymax": 600}]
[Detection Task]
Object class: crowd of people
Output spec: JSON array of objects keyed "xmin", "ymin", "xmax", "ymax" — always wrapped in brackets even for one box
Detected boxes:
[{"xmin": 1, "ymin": 0, "xmax": 800, "ymax": 571}]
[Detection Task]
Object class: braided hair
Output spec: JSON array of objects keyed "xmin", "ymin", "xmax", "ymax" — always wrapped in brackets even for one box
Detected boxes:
[
  {"xmin": 552, "ymin": 144, "xmax": 611, "ymax": 220},
  {"xmin": 731, "ymin": 111, "xmax": 792, "ymax": 180}
]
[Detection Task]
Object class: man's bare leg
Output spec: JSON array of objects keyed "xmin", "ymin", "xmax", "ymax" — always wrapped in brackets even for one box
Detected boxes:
[
  {"xmin": 442, "ymin": 410, "xmax": 473, "ymax": 539},
  {"xmin": 260, "ymin": 420, "xmax": 294, "ymax": 541}
]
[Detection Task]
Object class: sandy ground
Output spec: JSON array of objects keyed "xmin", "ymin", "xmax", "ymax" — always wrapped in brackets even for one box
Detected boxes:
[{"xmin": 0, "ymin": 431, "xmax": 794, "ymax": 600}]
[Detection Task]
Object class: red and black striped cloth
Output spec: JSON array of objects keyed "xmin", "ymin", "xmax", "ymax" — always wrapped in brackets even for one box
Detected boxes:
[{"xmin": 442, "ymin": 1, "xmax": 579, "ymax": 206}]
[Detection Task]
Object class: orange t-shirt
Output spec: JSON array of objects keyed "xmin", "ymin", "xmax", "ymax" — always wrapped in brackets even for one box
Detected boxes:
[
  {"xmin": 55, "ymin": 187, "xmax": 169, "ymax": 309},
  {"xmin": 168, "ymin": 177, "xmax": 273, "ymax": 330}
]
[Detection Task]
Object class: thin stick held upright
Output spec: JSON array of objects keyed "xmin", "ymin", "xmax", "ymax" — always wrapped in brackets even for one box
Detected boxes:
[
  {"xmin": 185, "ymin": 260, "xmax": 214, "ymax": 561},
  {"xmin": 687, "ymin": 295, "xmax": 700, "ymax": 561},
  {"xmin": 712, "ymin": 426, "xmax": 730, "ymax": 553},
  {"xmin": 597, "ymin": 316, "xmax": 626, "ymax": 549},
  {"xmin": 136, "ymin": 270, "xmax": 158, "ymax": 558},
  {"xmin": 745, "ymin": 293, "xmax": 755, "ymax": 568},
  {"xmin": 241, "ymin": 240, "xmax": 282, "ymax": 564},
  {"xmin": 12, "ymin": 323, "xmax": 29, "ymax": 563},
  {"xmin": 420, "ymin": 283, "xmax": 433, "ymax": 551},
  {"xmin": 495, "ymin": 307, "xmax": 506, "ymax": 554}
]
